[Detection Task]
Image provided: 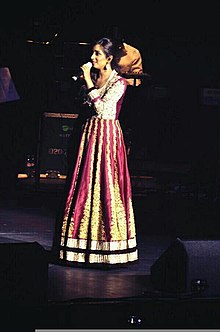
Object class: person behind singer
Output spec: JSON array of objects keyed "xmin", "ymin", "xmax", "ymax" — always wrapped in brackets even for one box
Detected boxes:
[
  {"xmin": 112, "ymin": 31, "xmax": 146, "ymax": 156},
  {"xmin": 116, "ymin": 38, "xmax": 144, "ymax": 87},
  {"xmin": 107, "ymin": 26, "xmax": 144, "ymax": 86},
  {"xmin": 52, "ymin": 37, "xmax": 138, "ymax": 267}
]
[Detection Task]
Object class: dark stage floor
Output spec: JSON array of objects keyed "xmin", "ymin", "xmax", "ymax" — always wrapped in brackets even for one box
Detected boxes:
[{"xmin": 1, "ymin": 178, "xmax": 220, "ymax": 330}]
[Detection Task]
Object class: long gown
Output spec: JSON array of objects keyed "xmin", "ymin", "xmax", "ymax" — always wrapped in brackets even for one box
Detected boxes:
[{"xmin": 54, "ymin": 69, "xmax": 138, "ymax": 265}]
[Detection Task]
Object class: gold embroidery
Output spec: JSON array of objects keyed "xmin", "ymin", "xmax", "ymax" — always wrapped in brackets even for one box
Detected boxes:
[
  {"xmin": 89, "ymin": 237, "xmax": 137, "ymax": 251},
  {"xmin": 78, "ymin": 118, "xmax": 98, "ymax": 238},
  {"xmin": 89, "ymin": 251, "xmax": 138, "ymax": 264},
  {"xmin": 60, "ymin": 250, "xmax": 85, "ymax": 263},
  {"xmin": 106, "ymin": 120, "xmax": 116, "ymax": 234},
  {"xmin": 60, "ymin": 248, "xmax": 138, "ymax": 264},
  {"xmin": 58, "ymin": 115, "xmax": 138, "ymax": 265},
  {"xmin": 110, "ymin": 120, "xmax": 129, "ymax": 240},
  {"xmin": 129, "ymin": 198, "xmax": 136, "ymax": 237},
  {"xmin": 61, "ymin": 123, "xmax": 88, "ymax": 239},
  {"xmin": 60, "ymin": 236, "xmax": 137, "ymax": 251},
  {"xmin": 90, "ymin": 118, "xmax": 104, "ymax": 241}
]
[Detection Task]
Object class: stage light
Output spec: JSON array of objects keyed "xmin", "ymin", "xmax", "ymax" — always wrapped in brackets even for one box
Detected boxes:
[
  {"xmin": 191, "ymin": 279, "xmax": 209, "ymax": 294},
  {"xmin": 128, "ymin": 315, "xmax": 142, "ymax": 327}
]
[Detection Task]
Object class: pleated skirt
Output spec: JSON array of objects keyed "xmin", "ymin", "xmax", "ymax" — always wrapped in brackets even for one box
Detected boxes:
[{"xmin": 58, "ymin": 116, "xmax": 138, "ymax": 265}]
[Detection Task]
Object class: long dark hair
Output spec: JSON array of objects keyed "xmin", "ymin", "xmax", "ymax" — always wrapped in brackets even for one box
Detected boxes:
[
  {"xmin": 77, "ymin": 37, "xmax": 120, "ymax": 108},
  {"xmin": 93, "ymin": 37, "xmax": 120, "ymax": 71}
]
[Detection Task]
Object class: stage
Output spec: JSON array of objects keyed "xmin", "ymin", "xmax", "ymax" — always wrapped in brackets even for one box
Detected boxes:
[{"xmin": 1, "ymin": 177, "xmax": 220, "ymax": 330}]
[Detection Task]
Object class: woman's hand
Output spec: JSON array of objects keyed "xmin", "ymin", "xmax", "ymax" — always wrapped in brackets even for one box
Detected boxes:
[
  {"xmin": 81, "ymin": 62, "xmax": 94, "ymax": 89},
  {"xmin": 80, "ymin": 62, "xmax": 92, "ymax": 79}
]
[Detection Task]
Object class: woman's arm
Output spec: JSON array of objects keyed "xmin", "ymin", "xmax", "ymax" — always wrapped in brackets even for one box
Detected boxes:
[{"xmin": 88, "ymin": 78, "xmax": 127, "ymax": 119}]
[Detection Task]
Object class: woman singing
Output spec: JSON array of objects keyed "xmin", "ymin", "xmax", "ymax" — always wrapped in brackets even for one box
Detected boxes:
[{"xmin": 53, "ymin": 37, "xmax": 138, "ymax": 267}]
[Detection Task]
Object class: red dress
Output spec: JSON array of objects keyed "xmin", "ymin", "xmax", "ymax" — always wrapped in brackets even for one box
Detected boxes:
[{"xmin": 57, "ymin": 70, "xmax": 138, "ymax": 265}]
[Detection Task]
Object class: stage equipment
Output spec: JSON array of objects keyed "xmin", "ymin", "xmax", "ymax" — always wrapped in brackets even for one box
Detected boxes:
[
  {"xmin": 150, "ymin": 237, "xmax": 220, "ymax": 297},
  {"xmin": 200, "ymin": 87, "xmax": 220, "ymax": 106},
  {"xmin": 38, "ymin": 112, "xmax": 78, "ymax": 176},
  {"xmin": 0, "ymin": 67, "xmax": 20, "ymax": 103},
  {"xmin": 0, "ymin": 241, "xmax": 48, "ymax": 305},
  {"xmin": 121, "ymin": 72, "xmax": 152, "ymax": 79},
  {"xmin": 121, "ymin": 72, "xmax": 152, "ymax": 87}
]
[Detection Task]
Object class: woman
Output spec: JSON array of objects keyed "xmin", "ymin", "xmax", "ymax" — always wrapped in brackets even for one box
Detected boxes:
[{"xmin": 53, "ymin": 37, "xmax": 138, "ymax": 267}]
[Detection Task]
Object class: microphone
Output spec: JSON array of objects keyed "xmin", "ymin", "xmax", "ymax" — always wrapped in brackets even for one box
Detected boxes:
[
  {"xmin": 72, "ymin": 70, "xmax": 83, "ymax": 81},
  {"xmin": 72, "ymin": 62, "xmax": 93, "ymax": 81}
]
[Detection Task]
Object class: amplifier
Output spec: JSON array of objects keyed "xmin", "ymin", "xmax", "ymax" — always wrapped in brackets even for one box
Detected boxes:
[{"xmin": 39, "ymin": 112, "xmax": 79, "ymax": 176}]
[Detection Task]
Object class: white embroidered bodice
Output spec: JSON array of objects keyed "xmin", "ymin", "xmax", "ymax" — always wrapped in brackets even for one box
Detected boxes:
[{"xmin": 88, "ymin": 70, "xmax": 127, "ymax": 120}]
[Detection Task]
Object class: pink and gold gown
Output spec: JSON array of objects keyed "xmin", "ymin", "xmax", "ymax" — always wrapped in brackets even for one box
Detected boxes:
[{"xmin": 57, "ymin": 69, "xmax": 138, "ymax": 265}]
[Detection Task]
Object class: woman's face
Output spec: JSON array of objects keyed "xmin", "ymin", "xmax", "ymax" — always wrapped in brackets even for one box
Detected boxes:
[{"xmin": 91, "ymin": 44, "xmax": 108, "ymax": 70}]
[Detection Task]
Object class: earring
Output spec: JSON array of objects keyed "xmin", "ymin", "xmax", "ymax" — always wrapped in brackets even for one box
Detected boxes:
[{"xmin": 104, "ymin": 62, "xmax": 108, "ymax": 70}]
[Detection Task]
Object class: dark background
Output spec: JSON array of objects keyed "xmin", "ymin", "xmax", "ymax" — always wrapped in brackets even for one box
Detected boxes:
[{"xmin": 1, "ymin": 0, "xmax": 220, "ymax": 190}]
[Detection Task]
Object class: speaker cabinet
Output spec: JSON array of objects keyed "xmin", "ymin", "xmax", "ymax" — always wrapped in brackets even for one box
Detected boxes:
[
  {"xmin": 39, "ymin": 112, "xmax": 79, "ymax": 175},
  {"xmin": 150, "ymin": 237, "xmax": 220, "ymax": 297},
  {"xmin": 0, "ymin": 241, "xmax": 48, "ymax": 305}
]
